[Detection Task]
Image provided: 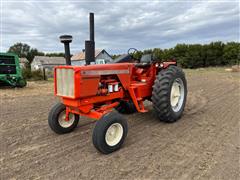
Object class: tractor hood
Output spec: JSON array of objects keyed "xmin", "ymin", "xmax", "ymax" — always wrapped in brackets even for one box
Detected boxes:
[{"xmin": 54, "ymin": 63, "xmax": 134, "ymax": 99}]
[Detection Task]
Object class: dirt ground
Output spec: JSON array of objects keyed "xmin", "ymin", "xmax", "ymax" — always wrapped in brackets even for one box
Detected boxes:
[{"xmin": 0, "ymin": 68, "xmax": 239, "ymax": 180}]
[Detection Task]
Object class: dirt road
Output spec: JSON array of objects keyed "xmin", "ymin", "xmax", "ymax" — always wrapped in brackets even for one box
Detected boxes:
[{"xmin": 0, "ymin": 69, "xmax": 239, "ymax": 180}]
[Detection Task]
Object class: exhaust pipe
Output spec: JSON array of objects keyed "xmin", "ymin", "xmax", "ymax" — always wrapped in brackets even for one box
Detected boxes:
[
  {"xmin": 90, "ymin": 12, "xmax": 94, "ymax": 42},
  {"xmin": 59, "ymin": 35, "xmax": 72, "ymax": 65},
  {"xmin": 85, "ymin": 12, "xmax": 95, "ymax": 65}
]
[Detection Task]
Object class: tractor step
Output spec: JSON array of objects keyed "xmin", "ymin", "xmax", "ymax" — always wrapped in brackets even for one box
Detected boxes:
[
  {"xmin": 138, "ymin": 101, "xmax": 148, "ymax": 113},
  {"xmin": 128, "ymin": 87, "xmax": 148, "ymax": 113}
]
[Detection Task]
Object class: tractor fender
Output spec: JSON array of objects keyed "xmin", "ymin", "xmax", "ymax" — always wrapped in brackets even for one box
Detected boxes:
[{"xmin": 161, "ymin": 61, "xmax": 177, "ymax": 69}]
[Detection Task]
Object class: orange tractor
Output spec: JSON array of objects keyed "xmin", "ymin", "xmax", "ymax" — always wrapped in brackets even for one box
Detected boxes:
[{"xmin": 48, "ymin": 13, "xmax": 187, "ymax": 154}]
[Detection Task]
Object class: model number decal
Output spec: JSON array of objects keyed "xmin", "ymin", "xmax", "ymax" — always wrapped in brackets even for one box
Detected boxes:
[{"xmin": 81, "ymin": 69, "xmax": 129, "ymax": 75}]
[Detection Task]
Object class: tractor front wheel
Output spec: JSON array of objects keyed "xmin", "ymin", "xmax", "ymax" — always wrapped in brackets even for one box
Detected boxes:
[
  {"xmin": 152, "ymin": 66, "xmax": 187, "ymax": 123},
  {"xmin": 48, "ymin": 102, "xmax": 79, "ymax": 134},
  {"xmin": 92, "ymin": 112, "xmax": 128, "ymax": 154}
]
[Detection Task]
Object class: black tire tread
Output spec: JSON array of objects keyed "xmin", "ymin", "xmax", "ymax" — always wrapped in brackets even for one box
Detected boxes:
[
  {"xmin": 151, "ymin": 66, "xmax": 187, "ymax": 123},
  {"xmin": 48, "ymin": 102, "xmax": 79, "ymax": 134},
  {"xmin": 92, "ymin": 112, "xmax": 128, "ymax": 154}
]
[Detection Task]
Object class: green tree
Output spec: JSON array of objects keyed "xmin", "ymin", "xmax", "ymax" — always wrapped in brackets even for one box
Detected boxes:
[
  {"xmin": 152, "ymin": 48, "xmax": 163, "ymax": 60},
  {"xmin": 205, "ymin": 42, "xmax": 225, "ymax": 66},
  {"xmin": 8, "ymin": 43, "xmax": 44, "ymax": 67},
  {"xmin": 111, "ymin": 54, "xmax": 121, "ymax": 59},
  {"xmin": 97, "ymin": 41, "xmax": 240, "ymax": 68},
  {"xmin": 132, "ymin": 50, "xmax": 143, "ymax": 60},
  {"xmin": 45, "ymin": 52, "xmax": 65, "ymax": 57},
  {"xmin": 143, "ymin": 49, "xmax": 153, "ymax": 54},
  {"xmin": 8, "ymin": 42, "xmax": 30, "ymax": 58},
  {"xmin": 173, "ymin": 44, "xmax": 188, "ymax": 67},
  {"xmin": 223, "ymin": 42, "xmax": 240, "ymax": 65},
  {"xmin": 162, "ymin": 48, "xmax": 175, "ymax": 60},
  {"xmin": 184, "ymin": 44, "xmax": 204, "ymax": 68}
]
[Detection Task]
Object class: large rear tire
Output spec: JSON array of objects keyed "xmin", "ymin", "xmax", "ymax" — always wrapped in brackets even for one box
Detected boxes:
[
  {"xmin": 152, "ymin": 66, "xmax": 187, "ymax": 123},
  {"xmin": 48, "ymin": 102, "xmax": 79, "ymax": 134},
  {"xmin": 92, "ymin": 112, "xmax": 128, "ymax": 154}
]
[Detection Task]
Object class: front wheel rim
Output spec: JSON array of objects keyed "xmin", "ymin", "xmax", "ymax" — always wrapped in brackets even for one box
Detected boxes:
[
  {"xmin": 105, "ymin": 123, "xmax": 124, "ymax": 146},
  {"xmin": 58, "ymin": 111, "xmax": 75, "ymax": 128},
  {"xmin": 170, "ymin": 78, "xmax": 185, "ymax": 112}
]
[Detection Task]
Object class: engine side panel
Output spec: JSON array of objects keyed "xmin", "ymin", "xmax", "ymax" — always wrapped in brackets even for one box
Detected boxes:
[{"xmin": 80, "ymin": 76, "xmax": 100, "ymax": 97}]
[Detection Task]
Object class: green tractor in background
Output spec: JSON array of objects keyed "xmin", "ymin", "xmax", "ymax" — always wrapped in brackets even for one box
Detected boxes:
[{"xmin": 0, "ymin": 52, "xmax": 27, "ymax": 87}]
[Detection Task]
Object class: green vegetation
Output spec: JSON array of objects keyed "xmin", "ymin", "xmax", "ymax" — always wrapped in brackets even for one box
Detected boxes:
[
  {"xmin": 22, "ymin": 68, "xmax": 44, "ymax": 81},
  {"xmin": 8, "ymin": 41, "xmax": 240, "ymax": 70},
  {"xmin": 8, "ymin": 43, "xmax": 44, "ymax": 68},
  {"xmin": 45, "ymin": 52, "xmax": 65, "ymax": 57},
  {"xmin": 7, "ymin": 43, "xmax": 64, "ymax": 81},
  {"xmin": 131, "ymin": 41, "xmax": 240, "ymax": 68},
  {"xmin": 7, "ymin": 43, "xmax": 65, "ymax": 69}
]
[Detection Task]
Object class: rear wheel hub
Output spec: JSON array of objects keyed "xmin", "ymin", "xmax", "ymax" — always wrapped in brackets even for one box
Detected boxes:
[{"xmin": 170, "ymin": 78, "xmax": 185, "ymax": 112}]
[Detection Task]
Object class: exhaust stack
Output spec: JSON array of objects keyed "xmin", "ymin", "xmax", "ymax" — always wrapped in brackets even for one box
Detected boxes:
[
  {"xmin": 85, "ymin": 13, "xmax": 95, "ymax": 65},
  {"xmin": 90, "ymin": 12, "xmax": 94, "ymax": 42},
  {"xmin": 59, "ymin": 35, "xmax": 72, "ymax": 65}
]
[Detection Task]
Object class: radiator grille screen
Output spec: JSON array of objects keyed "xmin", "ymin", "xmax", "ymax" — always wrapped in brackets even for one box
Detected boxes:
[
  {"xmin": 0, "ymin": 55, "xmax": 16, "ymax": 74},
  {"xmin": 56, "ymin": 68, "xmax": 75, "ymax": 98},
  {"xmin": 0, "ymin": 55, "xmax": 16, "ymax": 65},
  {"xmin": 0, "ymin": 65, "xmax": 16, "ymax": 74}
]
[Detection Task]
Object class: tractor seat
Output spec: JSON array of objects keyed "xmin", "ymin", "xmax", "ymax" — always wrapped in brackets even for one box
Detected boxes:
[
  {"xmin": 135, "ymin": 63, "xmax": 151, "ymax": 68},
  {"xmin": 135, "ymin": 54, "xmax": 152, "ymax": 68}
]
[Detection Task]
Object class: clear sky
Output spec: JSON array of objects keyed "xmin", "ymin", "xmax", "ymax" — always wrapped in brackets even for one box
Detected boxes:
[{"xmin": 1, "ymin": 0, "xmax": 239, "ymax": 54}]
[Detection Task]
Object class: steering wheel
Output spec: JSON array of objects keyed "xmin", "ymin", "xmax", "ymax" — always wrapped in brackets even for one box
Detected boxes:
[
  {"xmin": 127, "ymin": 48, "xmax": 140, "ymax": 62},
  {"xmin": 127, "ymin": 48, "xmax": 138, "ymax": 55}
]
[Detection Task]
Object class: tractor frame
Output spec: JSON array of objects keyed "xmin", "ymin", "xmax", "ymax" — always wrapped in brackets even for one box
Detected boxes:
[{"xmin": 54, "ymin": 62, "xmax": 176, "ymax": 120}]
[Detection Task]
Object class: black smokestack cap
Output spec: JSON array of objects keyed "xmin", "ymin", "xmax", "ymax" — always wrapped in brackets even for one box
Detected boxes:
[
  {"xmin": 59, "ymin": 35, "xmax": 72, "ymax": 65},
  {"xmin": 60, "ymin": 35, "xmax": 72, "ymax": 43}
]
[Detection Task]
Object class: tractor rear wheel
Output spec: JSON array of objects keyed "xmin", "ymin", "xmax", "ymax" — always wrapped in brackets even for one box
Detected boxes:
[
  {"xmin": 48, "ymin": 102, "xmax": 79, "ymax": 134},
  {"xmin": 152, "ymin": 66, "xmax": 187, "ymax": 123},
  {"xmin": 92, "ymin": 112, "xmax": 128, "ymax": 154},
  {"xmin": 115, "ymin": 100, "xmax": 137, "ymax": 114}
]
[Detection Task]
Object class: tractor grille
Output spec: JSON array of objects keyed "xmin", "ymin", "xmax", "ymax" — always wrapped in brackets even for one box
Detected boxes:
[
  {"xmin": 0, "ymin": 65, "xmax": 16, "ymax": 74},
  {"xmin": 0, "ymin": 55, "xmax": 15, "ymax": 65},
  {"xmin": 56, "ymin": 68, "xmax": 75, "ymax": 98},
  {"xmin": 0, "ymin": 55, "xmax": 16, "ymax": 74}
]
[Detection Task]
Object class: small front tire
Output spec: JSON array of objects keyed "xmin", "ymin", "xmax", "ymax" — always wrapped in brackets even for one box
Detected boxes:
[
  {"xmin": 48, "ymin": 102, "xmax": 79, "ymax": 134},
  {"xmin": 92, "ymin": 112, "xmax": 128, "ymax": 154}
]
